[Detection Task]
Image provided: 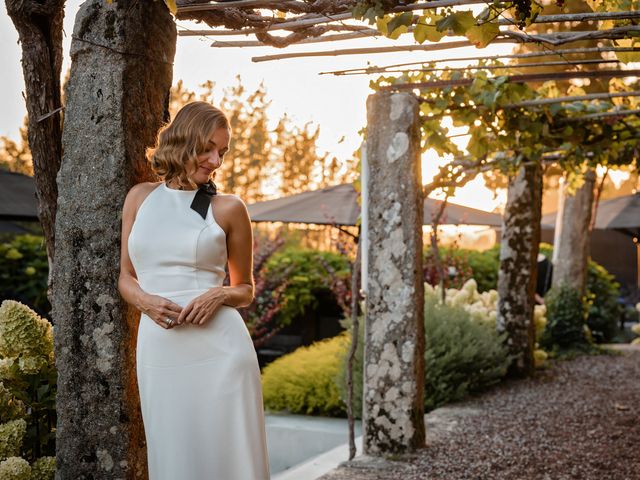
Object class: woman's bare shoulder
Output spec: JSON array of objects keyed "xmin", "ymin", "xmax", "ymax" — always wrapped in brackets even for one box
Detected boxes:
[
  {"xmin": 124, "ymin": 181, "xmax": 163, "ymax": 213},
  {"xmin": 211, "ymin": 193, "xmax": 248, "ymax": 232},
  {"xmin": 213, "ymin": 193, "xmax": 248, "ymax": 216}
]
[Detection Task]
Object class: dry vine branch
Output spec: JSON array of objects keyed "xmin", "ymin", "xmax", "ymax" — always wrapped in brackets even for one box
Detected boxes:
[{"xmin": 194, "ymin": 10, "xmax": 640, "ymax": 47}]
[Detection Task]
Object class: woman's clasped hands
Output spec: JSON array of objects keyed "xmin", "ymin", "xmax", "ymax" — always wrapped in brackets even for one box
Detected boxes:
[{"xmin": 140, "ymin": 288, "xmax": 226, "ymax": 329}]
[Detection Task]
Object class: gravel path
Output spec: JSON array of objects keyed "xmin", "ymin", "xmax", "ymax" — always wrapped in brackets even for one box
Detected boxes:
[{"xmin": 318, "ymin": 346, "xmax": 640, "ymax": 480}]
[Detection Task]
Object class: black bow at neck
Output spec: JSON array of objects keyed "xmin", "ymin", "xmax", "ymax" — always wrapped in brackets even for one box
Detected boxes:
[{"xmin": 190, "ymin": 179, "xmax": 217, "ymax": 220}]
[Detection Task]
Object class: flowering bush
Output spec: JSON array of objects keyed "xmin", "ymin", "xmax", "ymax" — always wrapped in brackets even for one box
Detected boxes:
[
  {"xmin": 0, "ymin": 300, "xmax": 56, "ymax": 478},
  {"xmin": 424, "ymin": 279, "xmax": 548, "ymax": 366},
  {"xmin": 0, "ymin": 456, "xmax": 31, "ymax": 480}
]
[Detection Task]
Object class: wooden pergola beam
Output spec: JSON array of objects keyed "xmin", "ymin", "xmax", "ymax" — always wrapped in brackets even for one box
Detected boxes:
[
  {"xmin": 250, "ymin": 27, "xmax": 640, "ymax": 62},
  {"xmin": 505, "ymin": 91, "xmax": 640, "ymax": 108},
  {"xmin": 385, "ymin": 69, "xmax": 640, "ymax": 90},
  {"xmin": 334, "ymin": 58, "xmax": 620, "ymax": 76},
  {"xmin": 559, "ymin": 109, "xmax": 640, "ymax": 122},
  {"xmin": 184, "ymin": 10, "xmax": 640, "ymax": 45},
  {"xmin": 252, "ymin": 38, "xmax": 513, "ymax": 62},
  {"xmin": 177, "ymin": 0, "xmax": 487, "ymax": 32},
  {"xmin": 322, "ymin": 47, "xmax": 640, "ymax": 76}
]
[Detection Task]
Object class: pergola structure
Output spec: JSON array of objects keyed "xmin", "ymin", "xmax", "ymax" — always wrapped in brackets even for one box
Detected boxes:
[{"xmin": 6, "ymin": 0, "xmax": 640, "ymax": 477}]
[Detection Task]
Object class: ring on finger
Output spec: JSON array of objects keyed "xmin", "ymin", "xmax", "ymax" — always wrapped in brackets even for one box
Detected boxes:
[{"xmin": 165, "ymin": 317, "xmax": 174, "ymax": 326}]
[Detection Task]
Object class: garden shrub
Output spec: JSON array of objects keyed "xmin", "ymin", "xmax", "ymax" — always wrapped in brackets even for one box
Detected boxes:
[
  {"xmin": 263, "ymin": 247, "xmax": 350, "ymax": 327},
  {"xmin": 0, "ymin": 300, "xmax": 56, "ymax": 478},
  {"xmin": 422, "ymin": 294, "xmax": 512, "ymax": 411},
  {"xmin": 540, "ymin": 284, "xmax": 590, "ymax": 351},
  {"xmin": 335, "ymin": 288, "xmax": 512, "ymax": 418},
  {"xmin": 424, "ymin": 279, "xmax": 548, "ymax": 365},
  {"xmin": 423, "ymin": 246, "xmax": 473, "ymax": 290},
  {"xmin": 444, "ymin": 243, "xmax": 622, "ymax": 343},
  {"xmin": 452, "ymin": 245, "xmax": 501, "ymax": 293},
  {"xmin": 261, "ymin": 332, "xmax": 350, "ymax": 416},
  {"xmin": 0, "ymin": 236, "xmax": 49, "ymax": 318},
  {"xmin": 585, "ymin": 262, "xmax": 623, "ymax": 343}
]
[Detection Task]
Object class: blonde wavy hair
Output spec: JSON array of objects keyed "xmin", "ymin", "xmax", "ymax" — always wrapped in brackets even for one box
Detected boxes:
[{"xmin": 146, "ymin": 101, "xmax": 230, "ymax": 190}]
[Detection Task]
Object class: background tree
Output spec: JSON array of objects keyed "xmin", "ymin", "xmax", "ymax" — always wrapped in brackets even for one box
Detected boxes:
[
  {"xmin": 5, "ymin": 0, "xmax": 65, "ymax": 271},
  {"xmin": 169, "ymin": 76, "xmax": 355, "ymax": 202},
  {"xmin": 0, "ymin": 117, "xmax": 32, "ymax": 176}
]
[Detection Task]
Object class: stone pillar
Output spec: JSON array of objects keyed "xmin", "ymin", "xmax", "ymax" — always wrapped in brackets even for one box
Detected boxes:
[
  {"xmin": 552, "ymin": 169, "xmax": 596, "ymax": 295},
  {"xmin": 50, "ymin": 1, "xmax": 175, "ymax": 478},
  {"xmin": 497, "ymin": 161, "xmax": 542, "ymax": 378},
  {"xmin": 362, "ymin": 91, "xmax": 425, "ymax": 454}
]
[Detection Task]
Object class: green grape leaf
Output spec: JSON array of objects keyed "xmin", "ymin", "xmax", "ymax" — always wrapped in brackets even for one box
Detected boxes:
[
  {"xmin": 414, "ymin": 14, "xmax": 445, "ymax": 43},
  {"xmin": 465, "ymin": 22, "xmax": 500, "ymax": 48},
  {"xmin": 436, "ymin": 11, "xmax": 475, "ymax": 36},
  {"xmin": 615, "ymin": 39, "xmax": 640, "ymax": 63},
  {"xmin": 386, "ymin": 11, "xmax": 414, "ymax": 39}
]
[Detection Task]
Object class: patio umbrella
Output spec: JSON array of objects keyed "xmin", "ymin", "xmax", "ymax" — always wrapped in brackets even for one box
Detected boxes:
[
  {"xmin": 0, "ymin": 170, "xmax": 38, "ymax": 221},
  {"xmin": 541, "ymin": 192, "xmax": 640, "ymax": 237},
  {"xmin": 247, "ymin": 183, "xmax": 503, "ymax": 227}
]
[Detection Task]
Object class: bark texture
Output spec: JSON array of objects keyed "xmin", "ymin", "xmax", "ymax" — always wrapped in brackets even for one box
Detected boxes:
[
  {"xmin": 552, "ymin": 169, "xmax": 596, "ymax": 295},
  {"xmin": 50, "ymin": 2, "xmax": 175, "ymax": 478},
  {"xmin": 363, "ymin": 91, "xmax": 425, "ymax": 454},
  {"xmin": 497, "ymin": 162, "xmax": 542, "ymax": 378},
  {"xmin": 5, "ymin": 0, "xmax": 65, "ymax": 265}
]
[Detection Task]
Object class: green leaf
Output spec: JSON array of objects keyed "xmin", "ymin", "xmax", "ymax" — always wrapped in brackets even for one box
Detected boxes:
[
  {"xmin": 465, "ymin": 22, "xmax": 500, "ymax": 48},
  {"xmin": 386, "ymin": 11, "xmax": 414, "ymax": 39},
  {"xmin": 614, "ymin": 39, "xmax": 640, "ymax": 63},
  {"xmin": 524, "ymin": 1, "xmax": 542, "ymax": 27},
  {"xmin": 436, "ymin": 11, "xmax": 475, "ymax": 36},
  {"xmin": 414, "ymin": 14, "xmax": 445, "ymax": 43}
]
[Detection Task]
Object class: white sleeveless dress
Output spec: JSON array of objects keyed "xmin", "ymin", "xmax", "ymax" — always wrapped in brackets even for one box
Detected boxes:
[{"xmin": 127, "ymin": 181, "xmax": 270, "ymax": 480}]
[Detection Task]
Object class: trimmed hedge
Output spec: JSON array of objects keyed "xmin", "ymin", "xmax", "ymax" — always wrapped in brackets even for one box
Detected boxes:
[
  {"xmin": 265, "ymin": 292, "xmax": 512, "ymax": 419},
  {"xmin": 261, "ymin": 332, "xmax": 350, "ymax": 416}
]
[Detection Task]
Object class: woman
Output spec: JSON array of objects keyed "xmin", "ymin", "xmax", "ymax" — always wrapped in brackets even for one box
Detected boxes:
[{"xmin": 118, "ymin": 101, "xmax": 270, "ymax": 479}]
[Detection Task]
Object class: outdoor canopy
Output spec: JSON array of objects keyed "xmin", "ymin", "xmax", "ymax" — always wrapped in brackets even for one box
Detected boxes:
[
  {"xmin": 541, "ymin": 192, "xmax": 640, "ymax": 237},
  {"xmin": 246, "ymin": 183, "xmax": 503, "ymax": 227},
  {"xmin": 0, "ymin": 170, "xmax": 38, "ymax": 222}
]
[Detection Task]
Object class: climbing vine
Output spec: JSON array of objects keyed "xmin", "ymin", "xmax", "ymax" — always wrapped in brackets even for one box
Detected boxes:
[{"xmin": 367, "ymin": 66, "xmax": 640, "ymax": 196}]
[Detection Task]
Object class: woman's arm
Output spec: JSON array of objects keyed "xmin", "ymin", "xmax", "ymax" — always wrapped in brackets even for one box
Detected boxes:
[
  {"xmin": 118, "ymin": 183, "xmax": 182, "ymax": 329},
  {"xmin": 221, "ymin": 195, "xmax": 255, "ymax": 308}
]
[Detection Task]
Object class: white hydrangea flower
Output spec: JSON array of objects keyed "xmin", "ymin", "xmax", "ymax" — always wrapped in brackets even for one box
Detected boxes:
[
  {"xmin": 29, "ymin": 456, "xmax": 55, "ymax": 480},
  {"xmin": 0, "ymin": 456, "xmax": 31, "ymax": 480},
  {"xmin": 0, "ymin": 301, "xmax": 54, "ymax": 376},
  {"xmin": 0, "ymin": 419, "xmax": 27, "ymax": 460}
]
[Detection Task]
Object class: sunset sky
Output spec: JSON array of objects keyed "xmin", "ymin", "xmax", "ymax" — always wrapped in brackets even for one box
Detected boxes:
[{"xmin": 0, "ymin": 2, "xmax": 548, "ymax": 214}]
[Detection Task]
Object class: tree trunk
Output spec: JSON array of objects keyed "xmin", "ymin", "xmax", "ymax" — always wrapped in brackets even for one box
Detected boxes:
[
  {"xmin": 497, "ymin": 161, "xmax": 542, "ymax": 378},
  {"xmin": 5, "ymin": 0, "xmax": 65, "ymax": 274},
  {"xmin": 362, "ymin": 91, "xmax": 425, "ymax": 454},
  {"xmin": 552, "ymin": 169, "xmax": 596, "ymax": 295},
  {"xmin": 50, "ymin": 2, "xmax": 175, "ymax": 478}
]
